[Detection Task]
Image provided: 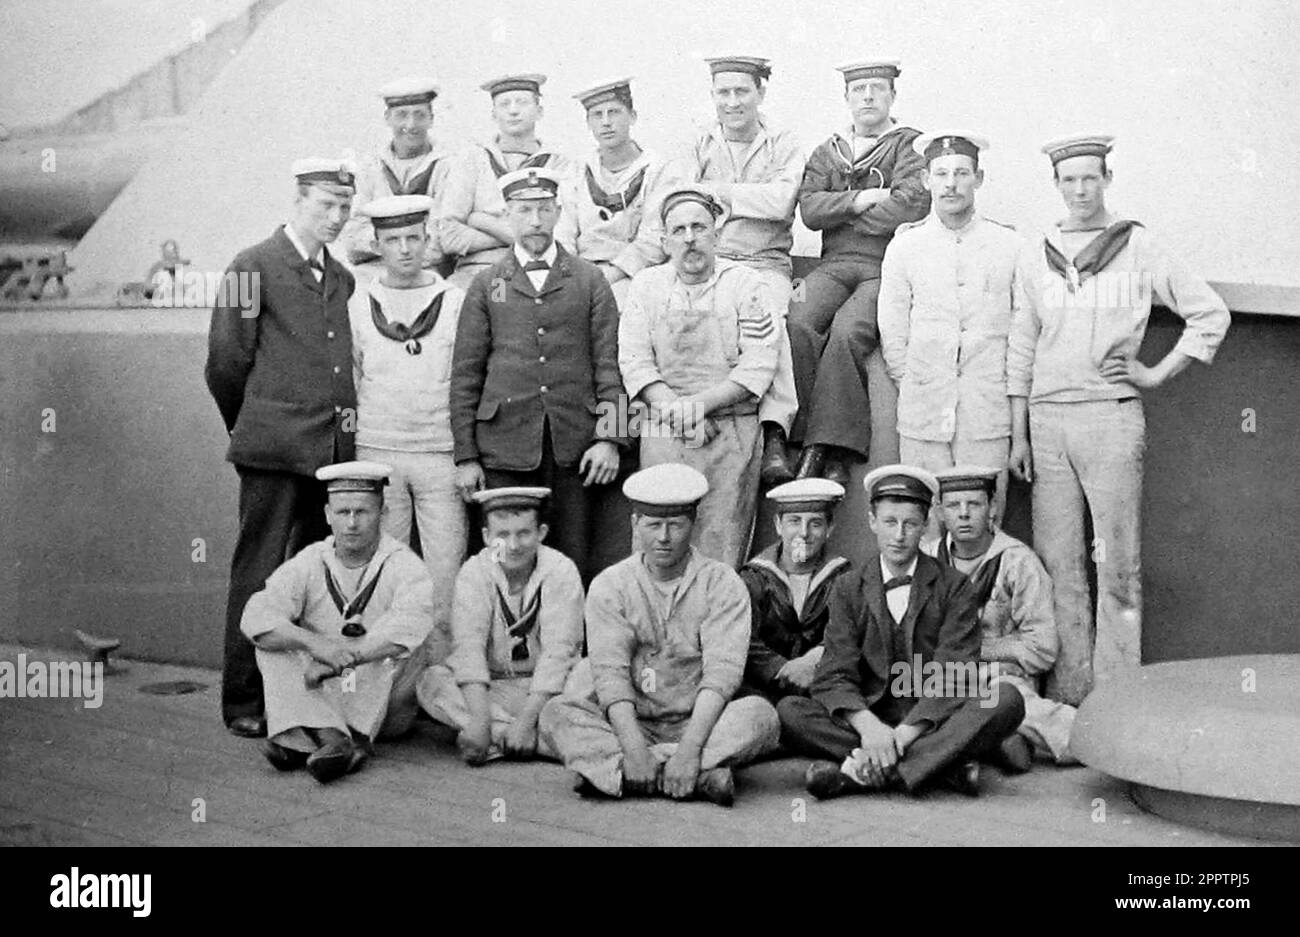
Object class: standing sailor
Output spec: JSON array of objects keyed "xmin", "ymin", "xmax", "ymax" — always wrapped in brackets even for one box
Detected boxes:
[
  {"xmin": 619, "ymin": 186, "xmax": 780, "ymax": 565},
  {"xmin": 205, "ymin": 158, "xmax": 358, "ymax": 738},
  {"xmin": 877, "ymin": 130, "xmax": 1022, "ymax": 525},
  {"xmin": 348, "ymin": 194, "xmax": 466, "ymax": 643},
  {"xmin": 1007, "ymin": 134, "xmax": 1230, "ymax": 704}
]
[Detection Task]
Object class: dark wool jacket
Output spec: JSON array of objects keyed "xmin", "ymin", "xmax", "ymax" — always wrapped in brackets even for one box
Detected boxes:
[
  {"xmin": 797, "ymin": 123, "xmax": 931, "ymax": 267},
  {"xmin": 205, "ymin": 227, "xmax": 357, "ymax": 475}
]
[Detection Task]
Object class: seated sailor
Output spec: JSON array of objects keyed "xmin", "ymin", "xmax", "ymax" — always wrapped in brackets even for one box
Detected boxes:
[
  {"xmin": 416, "ymin": 486, "xmax": 586, "ymax": 764},
  {"xmin": 241, "ymin": 461, "xmax": 436, "ymax": 783},
  {"xmin": 739, "ymin": 478, "xmax": 852, "ymax": 703}
]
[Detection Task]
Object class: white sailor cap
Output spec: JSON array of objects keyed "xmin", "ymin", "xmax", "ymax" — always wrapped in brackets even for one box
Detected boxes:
[
  {"xmin": 472, "ymin": 486, "xmax": 551, "ymax": 515},
  {"xmin": 573, "ymin": 76, "xmax": 634, "ymax": 110},
  {"xmin": 291, "ymin": 157, "xmax": 356, "ymax": 191},
  {"xmin": 379, "ymin": 76, "xmax": 440, "ymax": 107},
  {"xmin": 913, "ymin": 130, "xmax": 990, "ymax": 164},
  {"xmin": 704, "ymin": 54, "xmax": 772, "ymax": 81},
  {"xmin": 863, "ymin": 463, "xmax": 938, "ymax": 507},
  {"xmin": 499, "ymin": 166, "xmax": 562, "ymax": 201},
  {"xmin": 836, "ymin": 59, "xmax": 902, "ymax": 82},
  {"xmin": 481, "ymin": 73, "xmax": 547, "ymax": 97},
  {"xmin": 1041, "ymin": 132, "xmax": 1115, "ymax": 165},
  {"xmin": 624, "ymin": 463, "xmax": 709, "ymax": 517},
  {"xmin": 316, "ymin": 460, "xmax": 392, "ymax": 494},
  {"xmin": 933, "ymin": 465, "xmax": 1000, "ymax": 496},
  {"xmin": 361, "ymin": 194, "xmax": 435, "ymax": 230},
  {"xmin": 767, "ymin": 478, "xmax": 846, "ymax": 514}
]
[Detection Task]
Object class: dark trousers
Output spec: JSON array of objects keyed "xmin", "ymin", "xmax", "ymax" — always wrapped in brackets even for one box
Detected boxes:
[
  {"xmin": 222, "ymin": 467, "xmax": 328, "ymax": 724},
  {"xmin": 481, "ymin": 422, "xmax": 632, "ymax": 586},
  {"xmin": 777, "ymin": 686, "xmax": 1025, "ymax": 792},
  {"xmin": 788, "ymin": 259, "xmax": 882, "ymax": 458}
]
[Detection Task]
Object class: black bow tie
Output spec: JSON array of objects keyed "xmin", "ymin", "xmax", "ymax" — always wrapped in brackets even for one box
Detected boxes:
[
  {"xmin": 884, "ymin": 576, "xmax": 913, "ymax": 590},
  {"xmin": 522, "ymin": 259, "xmax": 549, "ymax": 272}
]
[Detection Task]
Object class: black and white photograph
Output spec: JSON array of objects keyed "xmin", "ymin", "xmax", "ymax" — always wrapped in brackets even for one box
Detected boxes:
[{"xmin": 0, "ymin": 0, "xmax": 1295, "ymax": 887}]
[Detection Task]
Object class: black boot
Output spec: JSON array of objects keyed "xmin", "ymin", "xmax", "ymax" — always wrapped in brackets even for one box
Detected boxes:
[
  {"xmin": 794, "ymin": 444, "xmax": 826, "ymax": 480},
  {"xmin": 760, "ymin": 423, "xmax": 795, "ymax": 487},
  {"xmin": 821, "ymin": 446, "xmax": 852, "ymax": 488}
]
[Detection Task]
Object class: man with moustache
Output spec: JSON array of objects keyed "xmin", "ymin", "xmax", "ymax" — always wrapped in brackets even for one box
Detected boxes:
[
  {"xmin": 739, "ymin": 478, "xmax": 852, "ymax": 704},
  {"xmin": 340, "ymin": 77, "xmax": 457, "ymax": 274},
  {"xmin": 1007, "ymin": 134, "xmax": 1230, "ymax": 704},
  {"xmin": 541, "ymin": 463, "xmax": 780, "ymax": 806},
  {"xmin": 778, "ymin": 465, "xmax": 1025, "ymax": 798},
  {"xmin": 417, "ymin": 487, "xmax": 585, "ymax": 764},
  {"xmin": 555, "ymin": 77, "xmax": 675, "ymax": 306},
  {"xmin": 450, "ymin": 167, "xmax": 625, "ymax": 583},
  {"xmin": 619, "ymin": 186, "xmax": 780, "ymax": 566},
  {"xmin": 206, "ymin": 158, "xmax": 358, "ymax": 738},
  {"xmin": 440, "ymin": 73, "xmax": 574, "ymax": 289},
  {"xmin": 788, "ymin": 60, "xmax": 930, "ymax": 486},
  {"xmin": 878, "ymin": 131, "xmax": 1023, "ymax": 526}
]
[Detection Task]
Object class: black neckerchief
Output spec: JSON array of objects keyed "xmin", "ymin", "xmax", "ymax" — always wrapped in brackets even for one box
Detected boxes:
[
  {"xmin": 1044, "ymin": 219, "xmax": 1143, "ymax": 293},
  {"xmin": 495, "ymin": 584, "xmax": 542, "ymax": 662},
  {"xmin": 584, "ymin": 163, "xmax": 648, "ymax": 220},
  {"xmin": 486, "ymin": 148, "xmax": 552, "ymax": 178},
  {"xmin": 323, "ymin": 555, "xmax": 389, "ymax": 636},
  {"xmin": 369, "ymin": 289, "xmax": 445, "ymax": 355},
  {"xmin": 937, "ymin": 539, "xmax": 1003, "ymax": 609},
  {"xmin": 381, "ymin": 158, "xmax": 439, "ymax": 196}
]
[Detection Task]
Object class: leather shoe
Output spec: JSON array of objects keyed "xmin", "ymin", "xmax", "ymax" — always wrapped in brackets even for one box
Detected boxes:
[
  {"xmin": 306, "ymin": 736, "xmax": 361, "ymax": 784},
  {"xmin": 227, "ymin": 715, "xmax": 267, "ymax": 739},
  {"xmin": 694, "ymin": 767, "xmax": 735, "ymax": 807},
  {"xmin": 993, "ymin": 734, "xmax": 1033, "ymax": 774},
  {"xmin": 794, "ymin": 445, "xmax": 826, "ymax": 480},
  {"xmin": 760, "ymin": 425, "xmax": 795, "ymax": 487},
  {"xmin": 262, "ymin": 739, "xmax": 308, "ymax": 772},
  {"xmin": 941, "ymin": 760, "xmax": 982, "ymax": 797},
  {"xmin": 805, "ymin": 760, "xmax": 861, "ymax": 799}
]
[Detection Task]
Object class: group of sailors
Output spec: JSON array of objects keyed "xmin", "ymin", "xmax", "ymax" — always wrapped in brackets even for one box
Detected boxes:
[{"xmin": 204, "ymin": 53, "xmax": 1230, "ymax": 802}]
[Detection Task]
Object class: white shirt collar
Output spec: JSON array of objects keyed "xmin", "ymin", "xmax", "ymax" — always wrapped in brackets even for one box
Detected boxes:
[
  {"xmin": 879, "ymin": 554, "xmax": 918, "ymax": 583},
  {"xmin": 283, "ymin": 223, "xmax": 322, "ymax": 266},
  {"xmin": 514, "ymin": 241, "xmax": 558, "ymax": 268}
]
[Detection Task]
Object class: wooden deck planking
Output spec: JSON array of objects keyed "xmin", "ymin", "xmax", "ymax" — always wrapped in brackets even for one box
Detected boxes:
[{"xmin": 0, "ymin": 645, "xmax": 1271, "ymax": 847}]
